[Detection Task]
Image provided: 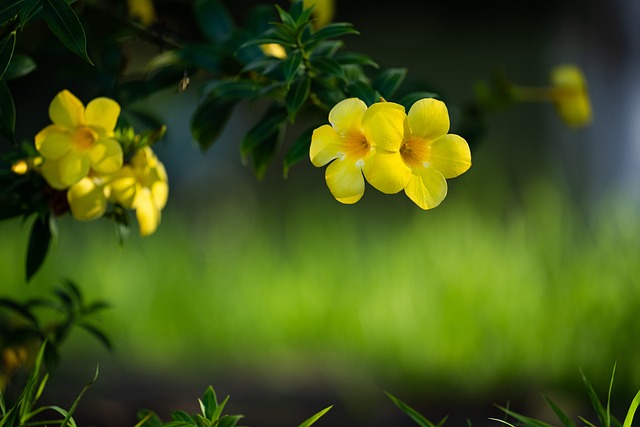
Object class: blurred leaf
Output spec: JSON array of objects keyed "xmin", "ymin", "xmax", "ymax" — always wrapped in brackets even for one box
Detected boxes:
[
  {"xmin": 296, "ymin": 406, "xmax": 333, "ymax": 427},
  {"xmin": 194, "ymin": 0, "xmax": 234, "ymax": 43},
  {"xmin": 171, "ymin": 411, "xmax": 194, "ymax": 422},
  {"xmin": 373, "ymin": 68, "xmax": 407, "ymax": 100},
  {"xmin": 305, "ymin": 22, "xmax": 359, "ymax": 49},
  {"xmin": 250, "ymin": 120, "xmax": 284, "ymax": 180},
  {"xmin": 285, "ymin": 74, "xmax": 311, "ymax": 120},
  {"xmin": 334, "ymin": 51, "xmax": 379, "ymax": 68},
  {"xmin": 386, "ymin": 392, "xmax": 441, "ymax": 427},
  {"xmin": 26, "ymin": 213, "xmax": 52, "ymax": 282},
  {"xmin": 241, "ymin": 105, "xmax": 287, "ymax": 159},
  {"xmin": 43, "ymin": 0, "xmax": 93, "ymax": 65},
  {"xmin": 135, "ymin": 410, "xmax": 163, "ymax": 427},
  {"xmin": 497, "ymin": 406, "xmax": 555, "ymax": 427},
  {"xmin": 310, "ymin": 40, "xmax": 343, "ymax": 57},
  {"xmin": 346, "ymin": 80, "xmax": 378, "ymax": 105},
  {"xmin": 0, "ymin": 1, "xmax": 22, "ymax": 26},
  {"xmin": 218, "ymin": 415, "xmax": 244, "ymax": 427},
  {"xmin": 190, "ymin": 96, "xmax": 235, "ymax": 151},
  {"xmin": 0, "ymin": 79, "xmax": 16, "ymax": 143},
  {"xmin": 79, "ymin": 323, "xmax": 113, "ymax": 352},
  {"xmin": 0, "ymin": 31, "xmax": 16, "ymax": 81},
  {"xmin": 283, "ymin": 48, "xmax": 303, "ymax": 86},
  {"xmin": 275, "ymin": 4, "xmax": 296, "ymax": 28},
  {"xmin": 581, "ymin": 369, "xmax": 609, "ymax": 427},
  {"xmin": 396, "ymin": 91, "xmax": 439, "ymax": 109},
  {"xmin": 59, "ymin": 365, "xmax": 99, "ymax": 427},
  {"xmin": 283, "ymin": 126, "xmax": 313, "ymax": 178},
  {"xmin": 4, "ymin": 53, "xmax": 36, "ymax": 79},
  {"xmin": 0, "ymin": 298, "xmax": 38, "ymax": 325},
  {"xmin": 19, "ymin": 0, "xmax": 40, "ymax": 26},
  {"xmin": 622, "ymin": 388, "xmax": 640, "ymax": 427},
  {"xmin": 309, "ymin": 56, "xmax": 344, "ymax": 80},
  {"xmin": 244, "ymin": 4, "xmax": 276, "ymax": 34},
  {"xmin": 542, "ymin": 395, "xmax": 576, "ymax": 427}
]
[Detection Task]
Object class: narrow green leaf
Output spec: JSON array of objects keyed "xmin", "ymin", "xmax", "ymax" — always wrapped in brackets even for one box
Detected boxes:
[
  {"xmin": 250, "ymin": 121, "xmax": 284, "ymax": 179},
  {"xmin": 346, "ymin": 80, "xmax": 378, "ymax": 105},
  {"xmin": 200, "ymin": 386, "xmax": 218, "ymax": 421},
  {"xmin": 283, "ymin": 126, "xmax": 313, "ymax": 178},
  {"xmin": 0, "ymin": 80, "xmax": 16, "ymax": 143},
  {"xmin": 305, "ymin": 22, "xmax": 359, "ymax": 49},
  {"xmin": 296, "ymin": 406, "xmax": 333, "ymax": 427},
  {"xmin": 285, "ymin": 74, "xmax": 311, "ymax": 121},
  {"xmin": 171, "ymin": 411, "xmax": 194, "ymax": 422},
  {"xmin": 309, "ymin": 56, "xmax": 344, "ymax": 80},
  {"xmin": 0, "ymin": 32, "xmax": 16, "ymax": 81},
  {"xmin": 275, "ymin": 4, "xmax": 296, "ymax": 28},
  {"xmin": 542, "ymin": 395, "xmax": 577, "ymax": 427},
  {"xmin": 43, "ymin": 0, "xmax": 93, "ymax": 65},
  {"xmin": 579, "ymin": 416, "xmax": 599, "ymax": 427},
  {"xmin": 0, "ymin": 1, "xmax": 23, "ymax": 26},
  {"xmin": 241, "ymin": 106, "xmax": 287, "ymax": 158},
  {"xmin": 218, "ymin": 415, "xmax": 244, "ymax": 427},
  {"xmin": 0, "ymin": 298, "xmax": 38, "ymax": 324},
  {"xmin": 373, "ymin": 67, "xmax": 407, "ymax": 99},
  {"xmin": 386, "ymin": 392, "xmax": 437, "ymax": 427},
  {"xmin": 79, "ymin": 323, "xmax": 113, "ymax": 352},
  {"xmin": 60, "ymin": 365, "xmax": 99, "ymax": 427},
  {"xmin": 20, "ymin": 0, "xmax": 40, "ymax": 27},
  {"xmin": 622, "ymin": 388, "xmax": 640, "ymax": 427},
  {"xmin": 334, "ymin": 51, "xmax": 379, "ymax": 68},
  {"xmin": 581, "ymin": 369, "xmax": 608, "ymax": 427},
  {"xmin": 283, "ymin": 49, "xmax": 303, "ymax": 86},
  {"xmin": 190, "ymin": 96, "xmax": 235, "ymax": 151},
  {"xmin": 194, "ymin": 0, "xmax": 234, "ymax": 43},
  {"xmin": 26, "ymin": 213, "xmax": 52, "ymax": 282},
  {"xmin": 497, "ymin": 406, "xmax": 556, "ymax": 427},
  {"xmin": 3, "ymin": 54, "xmax": 36, "ymax": 80}
]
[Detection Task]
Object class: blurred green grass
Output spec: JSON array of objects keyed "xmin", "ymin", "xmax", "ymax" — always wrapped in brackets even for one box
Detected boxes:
[{"xmin": 1, "ymin": 177, "xmax": 639, "ymax": 397}]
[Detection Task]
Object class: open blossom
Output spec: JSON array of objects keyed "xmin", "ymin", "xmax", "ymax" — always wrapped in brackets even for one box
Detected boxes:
[
  {"xmin": 367, "ymin": 98, "xmax": 472, "ymax": 209},
  {"xmin": 36, "ymin": 90, "xmax": 123, "ymax": 189},
  {"xmin": 310, "ymin": 98, "xmax": 405, "ymax": 204},
  {"xmin": 550, "ymin": 64, "xmax": 592, "ymax": 128},
  {"xmin": 67, "ymin": 175, "xmax": 109, "ymax": 221},
  {"xmin": 110, "ymin": 147, "xmax": 169, "ymax": 236}
]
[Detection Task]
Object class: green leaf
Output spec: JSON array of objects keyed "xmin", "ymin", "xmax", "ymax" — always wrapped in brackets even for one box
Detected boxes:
[
  {"xmin": 249, "ymin": 120, "xmax": 284, "ymax": 180},
  {"xmin": 200, "ymin": 386, "xmax": 218, "ymax": 421},
  {"xmin": 275, "ymin": 4, "xmax": 296, "ymax": 28},
  {"xmin": 0, "ymin": 298, "xmax": 39, "ymax": 324},
  {"xmin": 0, "ymin": 31, "xmax": 16, "ymax": 81},
  {"xmin": 20, "ymin": 0, "xmax": 41, "ymax": 27},
  {"xmin": 283, "ymin": 126, "xmax": 313, "ymax": 178},
  {"xmin": 241, "ymin": 105, "xmax": 288, "ymax": 159},
  {"xmin": 0, "ymin": 79, "xmax": 16, "ymax": 143},
  {"xmin": 386, "ymin": 392, "xmax": 438, "ymax": 427},
  {"xmin": 171, "ymin": 411, "xmax": 194, "ymax": 423},
  {"xmin": 309, "ymin": 56, "xmax": 344, "ymax": 80},
  {"xmin": 373, "ymin": 68, "xmax": 407, "ymax": 99},
  {"xmin": 60, "ymin": 365, "xmax": 99, "ymax": 427},
  {"xmin": 43, "ymin": 0, "xmax": 93, "ymax": 65},
  {"xmin": 542, "ymin": 395, "xmax": 577, "ymax": 427},
  {"xmin": 346, "ymin": 80, "xmax": 378, "ymax": 105},
  {"xmin": 3, "ymin": 54, "xmax": 36, "ymax": 80},
  {"xmin": 582, "ymin": 369, "xmax": 609, "ymax": 427},
  {"xmin": 285, "ymin": 74, "xmax": 311, "ymax": 121},
  {"xmin": 0, "ymin": 1, "xmax": 22, "ymax": 26},
  {"xmin": 26, "ymin": 213, "xmax": 52, "ymax": 282},
  {"xmin": 334, "ymin": 51, "xmax": 379, "ymax": 68},
  {"xmin": 190, "ymin": 96, "xmax": 235, "ymax": 151},
  {"xmin": 296, "ymin": 406, "xmax": 333, "ymax": 427},
  {"xmin": 79, "ymin": 323, "xmax": 113, "ymax": 352},
  {"xmin": 622, "ymin": 388, "xmax": 640, "ymax": 427},
  {"xmin": 305, "ymin": 22, "xmax": 359, "ymax": 49},
  {"xmin": 194, "ymin": 0, "xmax": 234, "ymax": 43},
  {"xmin": 283, "ymin": 48, "xmax": 303, "ymax": 86},
  {"xmin": 497, "ymin": 406, "xmax": 555, "ymax": 427}
]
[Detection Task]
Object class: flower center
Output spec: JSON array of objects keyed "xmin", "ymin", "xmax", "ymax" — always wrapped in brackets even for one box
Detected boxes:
[
  {"xmin": 400, "ymin": 137, "xmax": 431, "ymax": 169},
  {"xmin": 72, "ymin": 126, "xmax": 98, "ymax": 151},
  {"xmin": 343, "ymin": 133, "xmax": 371, "ymax": 162}
]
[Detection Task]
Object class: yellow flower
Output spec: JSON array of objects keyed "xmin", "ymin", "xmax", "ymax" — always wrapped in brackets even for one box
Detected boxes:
[
  {"xmin": 11, "ymin": 157, "xmax": 43, "ymax": 175},
  {"xmin": 67, "ymin": 175, "xmax": 109, "ymax": 221},
  {"xmin": 364, "ymin": 98, "xmax": 472, "ymax": 209},
  {"xmin": 128, "ymin": 0, "xmax": 156, "ymax": 27},
  {"xmin": 110, "ymin": 147, "xmax": 168, "ymax": 236},
  {"xmin": 550, "ymin": 64, "xmax": 592, "ymax": 128},
  {"xmin": 310, "ymin": 98, "xmax": 405, "ymax": 204},
  {"xmin": 35, "ymin": 90, "xmax": 123, "ymax": 189},
  {"xmin": 302, "ymin": 0, "xmax": 334, "ymax": 28},
  {"xmin": 260, "ymin": 43, "xmax": 287, "ymax": 59}
]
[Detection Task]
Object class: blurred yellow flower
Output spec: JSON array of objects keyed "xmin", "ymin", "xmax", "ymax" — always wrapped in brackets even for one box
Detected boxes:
[
  {"xmin": 310, "ymin": 98, "xmax": 404, "ymax": 204},
  {"xmin": 67, "ymin": 175, "xmax": 109, "ymax": 221},
  {"xmin": 303, "ymin": 0, "xmax": 334, "ymax": 28},
  {"xmin": 363, "ymin": 98, "xmax": 471, "ymax": 209},
  {"xmin": 128, "ymin": 0, "xmax": 156, "ymax": 27},
  {"xmin": 260, "ymin": 43, "xmax": 287, "ymax": 59},
  {"xmin": 110, "ymin": 147, "xmax": 168, "ymax": 236},
  {"xmin": 11, "ymin": 157, "xmax": 43, "ymax": 175},
  {"xmin": 35, "ymin": 90, "xmax": 123, "ymax": 189},
  {"xmin": 550, "ymin": 64, "xmax": 592, "ymax": 128}
]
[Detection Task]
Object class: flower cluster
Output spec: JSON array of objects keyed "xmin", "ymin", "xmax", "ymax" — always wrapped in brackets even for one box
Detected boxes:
[
  {"xmin": 31, "ymin": 90, "xmax": 168, "ymax": 236},
  {"xmin": 310, "ymin": 97, "xmax": 471, "ymax": 209}
]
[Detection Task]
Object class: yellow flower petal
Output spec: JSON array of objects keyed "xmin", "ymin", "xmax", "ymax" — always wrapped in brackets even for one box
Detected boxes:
[
  {"xmin": 407, "ymin": 98, "xmax": 450, "ymax": 141},
  {"xmin": 109, "ymin": 166, "xmax": 137, "ymax": 209},
  {"xmin": 67, "ymin": 177, "xmax": 107, "ymax": 221},
  {"xmin": 39, "ymin": 159, "xmax": 67, "ymax": 190},
  {"xmin": 429, "ymin": 134, "xmax": 472, "ymax": 179},
  {"xmin": 310, "ymin": 124, "xmax": 343, "ymax": 166},
  {"xmin": 362, "ymin": 102, "xmax": 405, "ymax": 152},
  {"xmin": 363, "ymin": 152, "xmax": 411, "ymax": 194},
  {"xmin": 59, "ymin": 150, "xmax": 90, "ymax": 186},
  {"xmin": 303, "ymin": 0, "xmax": 334, "ymax": 28},
  {"xmin": 85, "ymin": 97, "xmax": 121, "ymax": 135},
  {"xmin": 35, "ymin": 125, "xmax": 72, "ymax": 160},
  {"xmin": 134, "ymin": 188, "xmax": 160, "ymax": 236},
  {"xmin": 49, "ymin": 90, "xmax": 85, "ymax": 130},
  {"xmin": 328, "ymin": 98, "xmax": 367, "ymax": 136},
  {"xmin": 88, "ymin": 138, "xmax": 123, "ymax": 173},
  {"xmin": 151, "ymin": 163, "xmax": 169, "ymax": 210},
  {"xmin": 325, "ymin": 157, "xmax": 365, "ymax": 204},
  {"xmin": 404, "ymin": 165, "xmax": 447, "ymax": 210}
]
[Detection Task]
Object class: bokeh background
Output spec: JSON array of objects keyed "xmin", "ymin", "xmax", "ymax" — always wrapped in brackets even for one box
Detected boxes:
[{"xmin": 2, "ymin": 0, "xmax": 640, "ymax": 426}]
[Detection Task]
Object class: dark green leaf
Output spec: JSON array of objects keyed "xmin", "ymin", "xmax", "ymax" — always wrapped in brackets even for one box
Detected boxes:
[
  {"xmin": 0, "ymin": 31, "xmax": 16, "ymax": 81},
  {"xmin": 283, "ymin": 48, "xmax": 303, "ymax": 85},
  {"xmin": 582, "ymin": 369, "xmax": 608, "ymax": 427},
  {"xmin": 305, "ymin": 22, "xmax": 359, "ymax": 49},
  {"xmin": 3, "ymin": 53, "xmax": 36, "ymax": 80},
  {"xmin": 497, "ymin": 405, "xmax": 555, "ymax": 427},
  {"xmin": 171, "ymin": 411, "xmax": 194, "ymax": 423},
  {"xmin": 200, "ymin": 386, "xmax": 218, "ymax": 421},
  {"xmin": 249, "ymin": 118, "xmax": 284, "ymax": 179},
  {"xmin": 0, "ymin": 298, "xmax": 38, "ymax": 325},
  {"xmin": 244, "ymin": 4, "xmax": 276, "ymax": 34},
  {"xmin": 297, "ymin": 406, "xmax": 332, "ymax": 427},
  {"xmin": 373, "ymin": 68, "xmax": 407, "ymax": 99},
  {"xmin": 190, "ymin": 96, "xmax": 235, "ymax": 151},
  {"xmin": 542, "ymin": 395, "xmax": 577, "ymax": 427},
  {"xmin": 0, "ymin": 79, "xmax": 16, "ymax": 143},
  {"xmin": 83, "ymin": 300, "xmax": 111, "ymax": 315},
  {"xmin": 0, "ymin": 1, "xmax": 22, "ymax": 26},
  {"xmin": 194, "ymin": 0, "xmax": 234, "ymax": 43},
  {"xmin": 334, "ymin": 52, "xmax": 379, "ymax": 68},
  {"xmin": 80, "ymin": 322, "xmax": 114, "ymax": 351},
  {"xmin": 396, "ymin": 91, "xmax": 440, "ymax": 109},
  {"xmin": 241, "ymin": 105, "xmax": 288, "ymax": 158},
  {"xmin": 288, "ymin": 0, "xmax": 304, "ymax": 21},
  {"xmin": 136, "ymin": 410, "xmax": 164, "ymax": 427},
  {"xmin": 283, "ymin": 126, "xmax": 313, "ymax": 178},
  {"xmin": 309, "ymin": 56, "xmax": 344, "ymax": 79},
  {"xmin": 26, "ymin": 214, "xmax": 52, "ymax": 282},
  {"xmin": 275, "ymin": 4, "xmax": 296, "ymax": 28},
  {"xmin": 218, "ymin": 415, "xmax": 244, "ymax": 427},
  {"xmin": 309, "ymin": 40, "xmax": 343, "ymax": 57},
  {"xmin": 346, "ymin": 80, "xmax": 378, "ymax": 105},
  {"xmin": 285, "ymin": 74, "xmax": 311, "ymax": 120},
  {"xmin": 386, "ymin": 392, "xmax": 438, "ymax": 427},
  {"xmin": 43, "ymin": 0, "xmax": 93, "ymax": 65},
  {"xmin": 20, "ymin": 0, "xmax": 40, "ymax": 26}
]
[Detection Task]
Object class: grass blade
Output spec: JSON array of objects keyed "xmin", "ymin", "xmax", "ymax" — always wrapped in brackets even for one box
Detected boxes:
[
  {"xmin": 296, "ymin": 405, "xmax": 332, "ymax": 427},
  {"xmin": 542, "ymin": 395, "xmax": 577, "ymax": 427},
  {"xmin": 622, "ymin": 388, "xmax": 640, "ymax": 427},
  {"xmin": 386, "ymin": 391, "xmax": 437, "ymax": 427}
]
